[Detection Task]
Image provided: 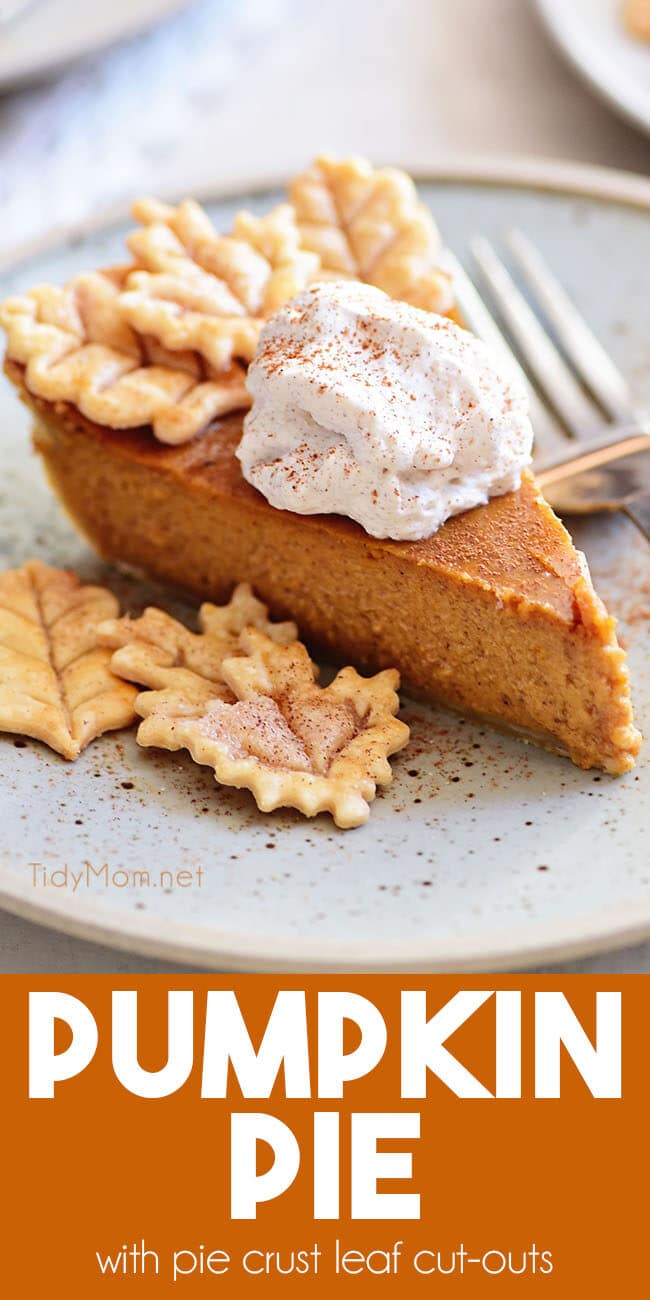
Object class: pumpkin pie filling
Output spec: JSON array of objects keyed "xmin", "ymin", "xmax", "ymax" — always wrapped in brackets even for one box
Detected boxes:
[{"xmin": 8, "ymin": 362, "xmax": 639, "ymax": 776}]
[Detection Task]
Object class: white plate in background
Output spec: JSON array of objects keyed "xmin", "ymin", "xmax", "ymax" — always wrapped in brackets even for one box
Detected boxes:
[
  {"xmin": 535, "ymin": 0, "xmax": 650, "ymax": 136},
  {"xmin": 0, "ymin": 158, "xmax": 649, "ymax": 972},
  {"xmin": 0, "ymin": 0, "xmax": 191, "ymax": 91}
]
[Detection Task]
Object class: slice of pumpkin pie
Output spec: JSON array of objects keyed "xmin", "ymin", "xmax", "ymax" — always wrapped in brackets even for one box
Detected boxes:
[{"xmin": 0, "ymin": 161, "xmax": 641, "ymax": 776}]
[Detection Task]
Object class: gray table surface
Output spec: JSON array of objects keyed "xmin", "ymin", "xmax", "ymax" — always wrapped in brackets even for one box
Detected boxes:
[{"xmin": 1, "ymin": 0, "xmax": 649, "ymax": 972}]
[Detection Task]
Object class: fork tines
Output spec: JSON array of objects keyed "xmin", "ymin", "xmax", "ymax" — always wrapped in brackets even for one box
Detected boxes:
[{"xmin": 459, "ymin": 228, "xmax": 645, "ymax": 455}]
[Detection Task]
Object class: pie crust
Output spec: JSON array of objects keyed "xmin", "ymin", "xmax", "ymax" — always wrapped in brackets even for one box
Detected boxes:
[
  {"xmin": 132, "ymin": 627, "xmax": 409, "ymax": 828},
  {"xmin": 98, "ymin": 583, "xmax": 297, "ymax": 712},
  {"xmin": 624, "ymin": 0, "xmax": 650, "ymax": 39},
  {"xmin": 0, "ymin": 559, "xmax": 137, "ymax": 758},
  {"xmin": 290, "ymin": 154, "xmax": 454, "ymax": 313}
]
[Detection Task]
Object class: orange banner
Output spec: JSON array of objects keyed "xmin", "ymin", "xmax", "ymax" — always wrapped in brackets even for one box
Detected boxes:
[{"xmin": 1, "ymin": 975, "xmax": 645, "ymax": 1295}]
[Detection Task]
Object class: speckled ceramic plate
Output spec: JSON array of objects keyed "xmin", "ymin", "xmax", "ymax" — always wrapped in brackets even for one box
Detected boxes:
[{"xmin": 0, "ymin": 159, "xmax": 649, "ymax": 972}]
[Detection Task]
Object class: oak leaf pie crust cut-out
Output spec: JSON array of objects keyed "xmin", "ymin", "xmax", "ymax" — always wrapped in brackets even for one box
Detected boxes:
[
  {"xmin": 98, "ymin": 582, "xmax": 298, "ymax": 715},
  {"xmin": 0, "ymin": 560, "xmax": 137, "ymax": 759},
  {"xmin": 290, "ymin": 154, "xmax": 454, "ymax": 314},
  {"xmin": 128, "ymin": 627, "xmax": 410, "ymax": 829}
]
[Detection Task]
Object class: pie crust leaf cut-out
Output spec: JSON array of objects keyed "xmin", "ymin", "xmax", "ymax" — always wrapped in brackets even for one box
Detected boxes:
[
  {"xmin": 625, "ymin": 0, "xmax": 650, "ymax": 39},
  {"xmin": 0, "ymin": 161, "xmax": 457, "ymax": 445},
  {"xmin": 118, "ymin": 198, "xmax": 322, "ymax": 372},
  {"xmin": 0, "ymin": 561, "xmax": 138, "ymax": 759},
  {"xmin": 135, "ymin": 626, "xmax": 410, "ymax": 828},
  {"xmin": 290, "ymin": 154, "xmax": 454, "ymax": 314},
  {"xmin": 99, "ymin": 583, "xmax": 298, "ymax": 720},
  {"xmin": 0, "ymin": 271, "xmax": 250, "ymax": 445}
]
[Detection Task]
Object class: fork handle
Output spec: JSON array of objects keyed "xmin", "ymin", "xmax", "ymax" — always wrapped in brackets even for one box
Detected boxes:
[{"xmin": 623, "ymin": 496, "xmax": 650, "ymax": 541}]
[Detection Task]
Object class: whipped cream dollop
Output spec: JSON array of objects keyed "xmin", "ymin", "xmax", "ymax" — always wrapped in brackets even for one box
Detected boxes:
[{"xmin": 237, "ymin": 281, "xmax": 533, "ymax": 540}]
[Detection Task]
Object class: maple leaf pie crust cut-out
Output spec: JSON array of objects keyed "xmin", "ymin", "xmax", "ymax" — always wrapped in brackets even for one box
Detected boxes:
[
  {"xmin": 0, "ymin": 270, "xmax": 251, "ymax": 447},
  {"xmin": 97, "ymin": 586, "xmax": 408, "ymax": 827},
  {"xmin": 108, "ymin": 623, "xmax": 410, "ymax": 829},
  {"xmin": 120, "ymin": 198, "xmax": 321, "ymax": 373},
  {"xmin": 98, "ymin": 582, "xmax": 298, "ymax": 715}
]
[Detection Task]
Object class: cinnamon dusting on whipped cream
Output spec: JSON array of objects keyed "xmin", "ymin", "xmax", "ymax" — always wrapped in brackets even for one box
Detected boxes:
[{"xmin": 237, "ymin": 281, "xmax": 533, "ymax": 540}]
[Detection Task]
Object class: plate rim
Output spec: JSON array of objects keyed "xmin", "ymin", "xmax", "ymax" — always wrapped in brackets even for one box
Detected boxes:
[
  {"xmin": 0, "ymin": 0, "xmax": 192, "ymax": 93},
  {"xmin": 534, "ymin": 0, "xmax": 650, "ymax": 138},
  {"xmin": 1, "ymin": 872, "xmax": 650, "ymax": 972},
  {"xmin": 3, "ymin": 153, "xmax": 650, "ymax": 276},
  {"xmin": 1, "ymin": 153, "xmax": 648, "ymax": 972}
]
